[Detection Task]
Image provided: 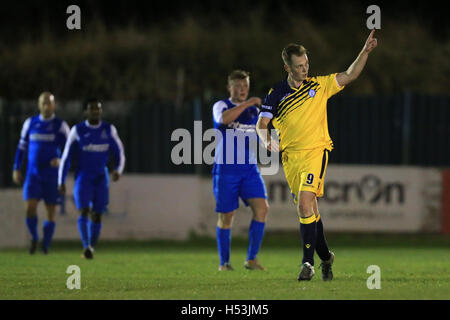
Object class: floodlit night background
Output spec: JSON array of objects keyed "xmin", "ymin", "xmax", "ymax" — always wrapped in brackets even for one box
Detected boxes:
[{"xmin": 0, "ymin": 0, "xmax": 449, "ymax": 300}]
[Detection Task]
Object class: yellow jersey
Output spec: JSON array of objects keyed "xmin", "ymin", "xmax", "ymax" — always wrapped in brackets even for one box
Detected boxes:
[{"xmin": 260, "ymin": 73, "xmax": 345, "ymax": 152}]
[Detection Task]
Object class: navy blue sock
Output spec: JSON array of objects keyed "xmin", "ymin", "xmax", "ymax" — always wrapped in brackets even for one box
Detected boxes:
[
  {"xmin": 315, "ymin": 216, "xmax": 331, "ymax": 261},
  {"xmin": 299, "ymin": 214, "xmax": 317, "ymax": 265},
  {"xmin": 77, "ymin": 216, "xmax": 89, "ymax": 249},
  {"xmin": 89, "ymin": 221, "xmax": 102, "ymax": 248},
  {"xmin": 216, "ymin": 226, "xmax": 231, "ymax": 266},
  {"xmin": 247, "ymin": 220, "xmax": 265, "ymax": 261},
  {"xmin": 42, "ymin": 221, "xmax": 55, "ymax": 250},
  {"xmin": 26, "ymin": 216, "xmax": 38, "ymax": 241}
]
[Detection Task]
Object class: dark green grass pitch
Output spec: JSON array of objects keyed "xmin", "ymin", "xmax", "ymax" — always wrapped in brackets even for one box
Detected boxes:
[{"xmin": 0, "ymin": 234, "xmax": 449, "ymax": 300}]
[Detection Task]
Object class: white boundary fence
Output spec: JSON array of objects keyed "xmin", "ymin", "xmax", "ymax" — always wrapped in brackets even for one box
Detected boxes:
[{"xmin": 0, "ymin": 166, "xmax": 443, "ymax": 248}]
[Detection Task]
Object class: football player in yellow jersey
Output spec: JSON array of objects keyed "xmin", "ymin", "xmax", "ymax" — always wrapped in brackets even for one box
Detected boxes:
[{"xmin": 256, "ymin": 29, "xmax": 378, "ymax": 281}]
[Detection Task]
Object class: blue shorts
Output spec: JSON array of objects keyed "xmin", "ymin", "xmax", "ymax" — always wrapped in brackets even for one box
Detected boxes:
[
  {"xmin": 213, "ymin": 170, "xmax": 267, "ymax": 213},
  {"xmin": 74, "ymin": 174, "xmax": 109, "ymax": 213},
  {"xmin": 23, "ymin": 174, "xmax": 60, "ymax": 204}
]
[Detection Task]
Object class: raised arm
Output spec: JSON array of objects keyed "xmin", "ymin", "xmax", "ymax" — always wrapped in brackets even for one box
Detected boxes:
[
  {"xmin": 336, "ymin": 29, "xmax": 378, "ymax": 87},
  {"xmin": 256, "ymin": 116, "xmax": 279, "ymax": 152}
]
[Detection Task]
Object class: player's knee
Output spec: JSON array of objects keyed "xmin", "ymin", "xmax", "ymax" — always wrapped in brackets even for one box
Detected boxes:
[
  {"xmin": 91, "ymin": 212, "xmax": 102, "ymax": 224},
  {"xmin": 297, "ymin": 199, "xmax": 313, "ymax": 218},
  {"xmin": 217, "ymin": 212, "xmax": 234, "ymax": 229},
  {"xmin": 26, "ymin": 210, "xmax": 37, "ymax": 218},
  {"xmin": 26, "ymin": 208, "xmax": 37, "ymax": 217},
  {"xmin": 45, "ymin": 205, "xmax": 56, "ymax": 222},
  {"xmin": 26, "ymin": 200, "xmax": 38, "ymax": 217},
  {"xmin": 80, "ymin": 208, "xmax": 90, "ymax": 217},
  {"xmin": 254, "ymin": 204, "xmax": 269, "ymax": 222}
]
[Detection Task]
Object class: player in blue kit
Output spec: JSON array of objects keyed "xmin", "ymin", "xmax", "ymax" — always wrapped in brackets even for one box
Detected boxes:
[
  {"xmin": 212, "ymin": 70, "xmax": 269, "ymax": 271},
  {"xmin": 58, "ymin": 99, "xmax": 125, "ymax": 259},
  {"xmin": 12, "ymin": 92, "xmax": 70, "ymax": 254}
]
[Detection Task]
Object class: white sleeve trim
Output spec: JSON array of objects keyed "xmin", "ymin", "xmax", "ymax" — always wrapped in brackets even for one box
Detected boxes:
[
  {"xmin": 59, "ymin": 121, "xmax": 70, "ymax": 138},
  {"xmin": 110, "ymin": 125, "xmax": 126, "ymax": 174},
  {"xmin": 58, "ymin": 126, "xmax": 79, "ymax": 186},
  {"xmin": 18, "ymin": 118, "xmax": 31, "ymax": 150},
  {"xmin": 259, "ymin": 112, "xmax": 274, "ymax": 120},
  {"xmin": 212, "ymin": 100, "xmax": 228, "ymax": 124}
]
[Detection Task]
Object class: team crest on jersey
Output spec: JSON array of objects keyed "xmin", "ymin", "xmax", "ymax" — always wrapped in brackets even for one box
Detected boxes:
[
  {"xmin": 101, "ymin": 130, "xmax": 108, "ymax": 139},
  {"xmin": 308, "ymin": 89, "xmax": 316, "ymax": 97}
]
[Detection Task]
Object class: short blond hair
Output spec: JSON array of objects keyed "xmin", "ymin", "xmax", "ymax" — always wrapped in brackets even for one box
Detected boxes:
[
  {"xmin": 227, "ymin": 69, "xmax": 250, "ymax": 84},
  {"xmin": 282, "ymin": 44, "xmax": 308, "ymax": 66}
]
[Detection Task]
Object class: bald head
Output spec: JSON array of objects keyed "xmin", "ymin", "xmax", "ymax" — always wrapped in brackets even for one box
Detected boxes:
[{"xmin": 38, "ymin": 92, "xmax": 55, "ymax": 119}]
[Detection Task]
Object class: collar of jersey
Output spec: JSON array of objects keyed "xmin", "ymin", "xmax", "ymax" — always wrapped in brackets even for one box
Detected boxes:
[
  {"xmin": 288, "ymin": 78, "xmax": 310, "ymax": 92},
  {"xmin": 228, "ymin": 98, "xmax": 240, "ymax": 106},
  {"xmin": 85, "ymin": 120, "xmax": 102, "ymax": 129},
  {"xmin": 39, "ymin": 114, "xmax": 55, "ymax": 122}
]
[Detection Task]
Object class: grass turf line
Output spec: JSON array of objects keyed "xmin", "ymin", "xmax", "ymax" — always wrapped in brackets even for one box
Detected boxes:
[{"xmin": 0, "ymin": 234, "xmax": 449, "ymax": 300}]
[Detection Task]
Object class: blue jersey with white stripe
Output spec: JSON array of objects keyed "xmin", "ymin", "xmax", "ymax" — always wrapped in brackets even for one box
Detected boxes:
[
  {"xmin": 59, "ymin": 120, "xmax": 125, "ymax": 185},
  {"xmin": 14, "ymin": 114, "xmax": 69, "ymax": 178},
  {"xmin": 212, "ymin": 99, "xmax": 260, "ymax": 175}
]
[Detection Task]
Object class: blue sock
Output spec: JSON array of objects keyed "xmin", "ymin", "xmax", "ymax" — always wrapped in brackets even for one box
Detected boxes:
[
  {"xmin": 247, "ymin": 220, "xmax": 266, "ymax": 261},
  {"xmin": 26, "ymin": 216, "xmax": 38, "ymax": 241},
  {"xmin": 42, "ymin": 221, "xmax": 55, "ymax": 250},
  {"xmin": 77, "ymin": 216, "xmax": 89, "ymax": 249},
  {"xmin": 89, "ymin": 221, "xmax": 102, "ymax": 248},
  {"xmin": 216, "ymin": 226, "xmax": 231, "ymax": 266}
]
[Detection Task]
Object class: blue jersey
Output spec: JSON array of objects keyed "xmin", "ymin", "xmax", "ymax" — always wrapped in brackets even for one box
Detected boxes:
[
  {"xmin": 58, "ymin": 120, "xmax": 125, "ymax": 185},
  {"xmin": 212, "ymin": 98, "xmax": 260, "ymax": 175},
  {"xmin": 14, "ymin": 114, "xmax": 70, "ymax": 178}
]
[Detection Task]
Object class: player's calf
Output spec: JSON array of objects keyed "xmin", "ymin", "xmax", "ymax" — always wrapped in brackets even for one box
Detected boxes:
[
  {"xmin": 78, "ymin": 209, "xmax": 91, "ymax": 252},
  {"xmin": 25, "ymin": 205, "xmax": 39, "ymax": 254},
  {"xmin": 29, "ymin": 240, "xmax": 37, "ymax": 255},
  {"xmin": 298, "ymin": 191, "xmax": 318, "ymax": 271},
  {"xmin": 89, "ymin": 212, "xmax": 102, "ymax": 248},
  {"xmin": 216, "ymin": 212, "xmax": 234, "ymax": 270},
  {"xmin": 42, "ymin": 208, "xmax": 56, "ymax": 255}
]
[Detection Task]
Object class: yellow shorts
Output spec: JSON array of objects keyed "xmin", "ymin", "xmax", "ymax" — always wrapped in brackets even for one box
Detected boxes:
[{"xmin": 281, "ymin": 147, "xmax": 330, "ymax": 203}]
